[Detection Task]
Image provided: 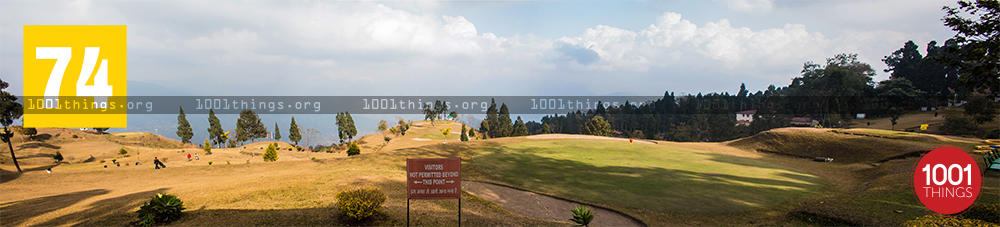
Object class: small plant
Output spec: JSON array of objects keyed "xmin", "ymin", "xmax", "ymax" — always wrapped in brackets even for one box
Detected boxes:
[
  {"xmin": 226, "ymin": 160, "xmax": 231, "ymax": 165},
  {"xmin": 99, "ymin": 159, "xmax": 106, "ymax": 163},
  {"xmin": 569, "ymin": 205, "xmax": 596, "ymax": 227},
  {"xmin": 53, "ymin": 151, "xmax": 64, "ymax": 163},
  {"xmin": 72, "ymin": 134, "xmax": 78, "ymax": 138},
  {"xmin": 347, "ymin": 142, "xmax": 361, "ymax": 156},
  {"xmin": 136, "ymin": 193, "xmax": 185, "ymax": 227},
  {"xmin": 203, "ymin": 139, "xmax": 212, "ymax": 155},
  {"xmin": 263, "ymin": 143, "xmax": 278, "ymax": 162},
  {"xmin": 384, "ymin": 136, "xmax": 391, "ymax": 144},
  {"xmin": 311, "ymin": 157, "xmax": 316, "ymax": 160},
  {"xmin": 207, "ymin": 161, "xmax": 213, "ymax": 165},
  {"xmin": 336, "ymin": 187, "xmax": 386, "ymax": 220},
  {"xmin": 112, "ymin": 158, "xmax": 117, "ymax": 163},
  {"xmin": 119, "ymin": 148, "xmax": 128, "ymax": 155}
]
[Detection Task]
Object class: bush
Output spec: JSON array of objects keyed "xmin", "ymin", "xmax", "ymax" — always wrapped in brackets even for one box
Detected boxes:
[
  {"xmin": 53, "ymin": 151, "xmax": 63, "ymax": 163},
  {"xmin": 72, "ymin": 134, "xmax": 78, "ymax": 138},
  {"xmin": 347, "ymin": 142, "xmax": 361, "ymax": 156},
  {"xmin": 336, "ymin": 187, "xmax": 386, "ymax": 220},
  {"xmin": 986, "ymin": 128, "xmax": 1000, "ymax": 139},
  {"xmin": 263, "ymin": 143, "xmax": 278, "ymax": 162},
  {"xmin": 119, "ymin": 148, "xmax": 128, "ymax": 156},
  {"xmin": 941, "ymin": 114, "xmax": 977, "ymax": 135},
  {"xmin": 99, "ymin": 159, "xmax": 105, "ymax": 163},
  {"xmin": 961, "ymin": 203, "xmax": 1000, "ymax": 224},
  {"xmin": 903, "ymin": 214, "xmax": 992, "ymax": 227},
  {"xmin": 136, "ymin": 193, "xmax": 185, "ymax": 227},
  {"xmin": 207, "ymin": 161, "xmax": 213, "ymax": 165},
  {"xmin": 570, "ymin": 205, "xmax": 596, "ymax": 227}
]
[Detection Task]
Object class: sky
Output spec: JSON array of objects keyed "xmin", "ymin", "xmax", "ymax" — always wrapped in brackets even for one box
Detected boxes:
[{"xmin": 0, "ymin": 0, "xmax": 964, "ymax": 144}]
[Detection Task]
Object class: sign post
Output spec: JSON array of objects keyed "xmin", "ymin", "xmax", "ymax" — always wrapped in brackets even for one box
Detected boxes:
[{"xmin": 407, "ymin": 158, "xmax": 461, "ymax": 226}]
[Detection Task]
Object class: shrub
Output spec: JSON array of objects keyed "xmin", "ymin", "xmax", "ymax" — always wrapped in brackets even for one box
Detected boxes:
[
  {"xmin": 347, "ymin": 142, "xmax": 361, "ymax": 156},
  {"xmin": 384, "ymin": 136, "xmax": 391, "ymax": 143},
  {"xmin": 119, "ymin": 148, "xmax": 128, "ymax": 155},
  {"xmin": 53, "ymin": 151, "xmax": 63, "ymax": 163},
  {"xmin": 99, "ymin": 159, "xmax": 106, "ymax": 163},
  {"xmin": 961, "ymin": 203, "xmax": 1000, "ymax": 223},
  {"xmin": 311, "ymin": 157, "xmax": 316, "ymax": 160},
  {"xmin": 986, "ymin": 128, "xmax": 1000, "ymax": 139},
  {"xmin": 203, "ymin": 139, "xmax": 212, "ymax": 155},
  {"xmin": 903, "ymin": 214, "xmax": 992, "ymax": 227},
  {"xmin": 336, "ymin": 187, "xmax": 386, "ymax": 220},
  {"xmin": 941, "ymin": 114, "xmax": 977, "ymax": 135},
  {"xmin": 136, "ymin": 193, "xmax": 185, "ymax": 227},
  {"xmin": 72, "ymin": 135, "xmax": 78, "ymax": 138},
  {"xmin": 207, "ymin": 161, "xmax": 213, "ymax": 165},
  {"xmin": 569, "ymin": 205, "xmax": 596, "ymax": 227},
  {"xmin": 263, "ymin": 143, "xmax": 278, "ymax": 162},
  {"xmin": 226, "ymin": 160, "xmax": 231, "ymax": 165}
]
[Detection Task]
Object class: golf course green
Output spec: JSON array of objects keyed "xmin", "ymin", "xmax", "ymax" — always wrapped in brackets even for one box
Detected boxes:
[{"xmin": 474, "ymin": 139, "xmax": 825, "ymax": 212}]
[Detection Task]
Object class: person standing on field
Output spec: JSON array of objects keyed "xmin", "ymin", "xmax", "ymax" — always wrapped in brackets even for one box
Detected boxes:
[{"xmin": 187, "ymin": 153, "xmax": 192, "ymax": 161}]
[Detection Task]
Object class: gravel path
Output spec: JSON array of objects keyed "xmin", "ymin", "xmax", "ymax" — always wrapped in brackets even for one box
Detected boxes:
[{"xmin": 464, "ymin": 181, "xmax": 644, "ymax": 227}]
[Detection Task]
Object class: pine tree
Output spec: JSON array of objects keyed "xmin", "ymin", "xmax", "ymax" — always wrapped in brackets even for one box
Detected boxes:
[
  {"xmin": 498, "ymin": 103, "xmax": 512, "ymax": 137},
  {"xmin": 484, "ymin": 98, "xmax": 498, "ymax": 138},
  {"xmin": 203, "ymin": 139, "xmax": 212, "ymax": 155},
  {"xmin": 541, "ymin": 123, "xmax": 551, "ymax": 134},
  {"xmin": 236, "ymin": 109, "xmax": 267, "ymax": 144},
  {"xmin": 460, "ymin": 124, "xmax": 469, "ymax": 141},
  {"xmin": 207, "ymin": 109, "xmax": 224, "ymax": 148},
  {"xmin": 336, "ymin": 113, "xmax": 347, "ymax": 144},
  {"xmin": 274, "ymin": 122, "xmax": 282, "ymax": 141},
  {"xmin": 512, "ymin": 116, "xmax": 528, "ymax": 136},
  {"xmin": 263, "ymin": 142, "xmax": 278, "ymax": 162},
  {"xmin": 289, "ymin": 117, "xmax": 302, "ymax": 146},
  {"xmin": 346, "ymin": 111, "xmax": 357, "ymax": 141},
  {"xmin": 176, "ymin": 106, "xmax": 193, "ymax": 144},
  {"xmin": 468, "ymin": 127, "xmax": 476, "ymax": 139},
  {"xmin": 580, "ymin": 116, "xmax": 612, "ymax": 137}
]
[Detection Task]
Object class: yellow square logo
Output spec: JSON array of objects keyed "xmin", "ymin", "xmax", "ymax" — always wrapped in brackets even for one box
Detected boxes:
[{"xmin": 23, "ymin": 25, "xmax": 127, "ymax": 128}]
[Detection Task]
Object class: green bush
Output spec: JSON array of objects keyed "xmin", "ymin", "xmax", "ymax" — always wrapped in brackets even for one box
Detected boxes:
[
  {"xmin": 207, "ymin": 161, "xmax": 213, "ymax": 165},
  {"xmin": 72, "ymin": 135, "xmax": 78, "ymax": 138},
  {"xmin": 136, "ymin": 193, "xmax": 185, "ymax": 227},
  {"xmin": 961, "ymin": 203, "xmax": 1000, "ymax": 224},
  {"xmin": 941, "ymin": 114, "xmax": 977, "ymax": 135},
  {"xmin": 336, "ymin": 187, "xmax": 386, "ymax": 220},
  {"xmin": 347, "ymin": 142, "xmax": 361, "ymax": 156},
  {"xmin": 570, "ymin": 205, "xmax": 596, "ymax": 227},
  {"xmin": 986, "ymin": 128, "xmax": 1000, "ymax": 139},
  {"xmin": 904, "ymin": 214, "xmax": 993, "ymax": 227},
  {"xmin": 53, "ymin": 151, "xmax": 63, "ymax": 163},
  {"xmin": 263, "ymin": 142, "xmax": 278, "ymax": 162},
  {"xmin": 119, "ymin": 148, "xmax": 128, "ymax": 155}
]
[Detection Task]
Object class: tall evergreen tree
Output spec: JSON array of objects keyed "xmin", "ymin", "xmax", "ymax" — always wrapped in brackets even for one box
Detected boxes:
[
  {"xmin": 176, "ymin": 106, "xmax": 193, "ymax": 144},
  {"xmin": 236, "ymin": 109, "xmax": 267, "ymax": 144},
  {"xmin": 512, "ymin": 116, "xmax": 528, "ymax": 136},
  {"xmin": 460, "ymin": 123, "xmax": 469, "ymax": 141},
  {"xmin": 498, "ymin": 103, "xmax": 513, "ymax": 138},
  {"xmin": 207, "ymin": 109, "xmax": 225, "ymax": 148},
  {"xmin": 289, "ymin": 117, "xmax": 302, "ymax": 145},
  {"xmin": 483, "ymin": 98, "xmax": 498, "ymax": 138},
  {"xmin": 541, "ymin": 123, "xmax": 551, "ymax": 134},
  {"xmin": 274, "ymin": 122, "xmax": 282, "ymax": 141},
  {"xmin": 336, "ymin": 112, "xmax": 347, "ymax": 143},
  {"xmin": 0, "ymin": 79, "xmax": 23, "ymax": 172},
  {"xmin": 346, "ymin": 111, "xmax": 357, "ymax": 141}
]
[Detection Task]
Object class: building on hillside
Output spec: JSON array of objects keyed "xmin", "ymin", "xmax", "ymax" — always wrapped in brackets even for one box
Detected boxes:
[
  {"xmin": 735, "ymin": 110, "xmax": 756, "ymax": 126},
  {"xmin": 790, "ymin": 117, "xmax": 819, "ymax": 127}
]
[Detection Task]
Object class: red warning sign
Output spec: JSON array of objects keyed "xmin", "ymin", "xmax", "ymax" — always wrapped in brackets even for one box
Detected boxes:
[{"xmin": 407, "ymin": 158, "xmax": 461, "ymax": 199}]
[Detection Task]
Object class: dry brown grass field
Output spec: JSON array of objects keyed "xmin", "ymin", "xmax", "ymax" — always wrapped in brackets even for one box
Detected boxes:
[{"xmin": 1, "ymin": 119, "xmax": 998, "ymax": 226}]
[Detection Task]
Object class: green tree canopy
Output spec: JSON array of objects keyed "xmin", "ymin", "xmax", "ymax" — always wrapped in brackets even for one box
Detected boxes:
[
  {"xmin": 289, "ymin": 117, "xmax": 302, "ymax": 145},
  {"xmin": 580, "ymin": 116, "xmax": 612, "ymax": 137},
  {"xmin": 207, "ymin": 109, "xmax": 224, "ymax": 148},
  {"xmin": 176, "ymin": 106, "xmax": 193, "ymax": 144},
  {"xmin": 274, "ymin": 122, "xmax": 282, "ymax": 141},
  {"xmin": 941, "ymin": 0, "xmax": 1000, "ymax": 94},
  {"xmin": 236, "ymin": 109, "xmax": 267, "ymax": 144},
  {"xmin": 512, "ymin": 116, "xmax": 528, "ymax": 137}
]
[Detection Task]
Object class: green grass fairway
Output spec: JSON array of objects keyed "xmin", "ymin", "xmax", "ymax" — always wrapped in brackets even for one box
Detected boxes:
[{"xmin": 474, "ymin": 139, "xmax": 824, "ymax": 212}]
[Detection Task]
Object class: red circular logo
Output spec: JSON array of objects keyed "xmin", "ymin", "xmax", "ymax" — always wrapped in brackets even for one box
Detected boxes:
[{"xmin": 913, "ymin": 146, "xmax": 982, "ymax": 215}]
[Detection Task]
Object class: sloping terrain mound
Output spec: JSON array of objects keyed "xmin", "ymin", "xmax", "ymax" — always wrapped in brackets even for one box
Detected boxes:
[{"xmin": 727, "ymin": 128, "xmax": 935, "ymax": 164}]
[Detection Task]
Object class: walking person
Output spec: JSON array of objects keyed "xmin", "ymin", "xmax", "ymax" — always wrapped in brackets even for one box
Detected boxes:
[{"xmin": 187, "ymin": 154, "xmax": 192, "ymax": 161}]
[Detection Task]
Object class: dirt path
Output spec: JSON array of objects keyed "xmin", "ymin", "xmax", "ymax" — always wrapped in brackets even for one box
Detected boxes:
[{"xmin": 463, "ymin": 181, "xmax": 644, "ymax": 227}]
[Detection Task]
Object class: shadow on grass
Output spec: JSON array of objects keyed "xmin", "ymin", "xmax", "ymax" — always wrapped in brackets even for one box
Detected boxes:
[
  {"xmin": 0, "ymin": 168, "xmax": 21, "ymax": 183},
  {"xmin": 0, "ymin": 189, "xmax": 110, "ymax": 226},
  {"xmin": 474, "ymin": 146, "xmax": 823, "ymax": 212},
  {"xmin": 17, "ymin": 141, "xmax": 60, "ymax": 150},
  {"xmin": 31, "ymin": 188, "xmax": 170, "ymax": 226}
]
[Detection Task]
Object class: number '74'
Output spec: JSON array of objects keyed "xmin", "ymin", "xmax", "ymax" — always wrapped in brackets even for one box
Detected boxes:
[{"xmin": 36, "ymin": 47, "xmax": 113, "ymax": 97}]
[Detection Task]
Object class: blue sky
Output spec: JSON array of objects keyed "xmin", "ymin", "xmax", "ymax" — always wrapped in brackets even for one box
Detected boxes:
[{"xmin": 0, "ymin": 0, "xmax": 963, "ymax": 143}]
